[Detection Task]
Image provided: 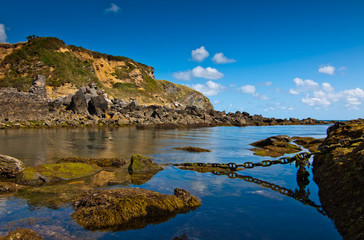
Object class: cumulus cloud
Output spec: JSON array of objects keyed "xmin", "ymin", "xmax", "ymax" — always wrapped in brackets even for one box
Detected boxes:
[
  {"xmin": 174, "ymin": 66, "xmax": 223, "ymax": 80},
  {"xmin": 291, "ymin": 78, "xmax": 364, "ymax": 110},
  {"xmin": 0, "ymin": 24, "xmax": 7, "ymax": 42},
  {"xmin": 191, "ymin": 46, "xmax": 209, "ymax": 62},
  {"xmin": 212, "ymin": 52, "xmax": 236, "ymax": 64},
  {"xmin": 191, "ymin": 81, "xmax": 225, "ymax": 96},
  {"xmin": 318, "ymin": 65, "xmax": 335, "ymax": 75},
  {"xmin": 239, "ymin": 85, "xmax": 256, "ymax": 94},
  {"xmin": 105, "ymin": 3, "xmax": 120, "ymax": 13}
]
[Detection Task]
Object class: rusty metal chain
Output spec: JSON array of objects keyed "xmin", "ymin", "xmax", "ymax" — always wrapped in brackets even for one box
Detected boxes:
[
  {"xmin": 211, "ymin": 171, "xmax": 326, "ymax": 216},
  {"xmin": 173, "ymin": 136, "xmax": 363, "ymax": 171}
]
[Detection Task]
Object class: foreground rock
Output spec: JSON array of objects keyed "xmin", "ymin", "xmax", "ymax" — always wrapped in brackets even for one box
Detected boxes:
[
  {"xmin": 16, "ymin": 163, "xmax": 102, "ymax": 185},
  {"xmin": 0, "ymin": 154, "xmax": 25, "ymax": 178},
  {"xmin": 249, "ymin": 135, "xmax": 302, "ymax": 157},
  {"xmin": 56, "ymin": 157, "xmax": 129, "ymax": 168},
  {"xmin": 0, "ymin": 181, "xmax": 25, "ymax": 193},
  {"xmin": 128, "ymin": 154, "xmax": 163, "ymax": 173},
  {"xmin": 0, "ymin": 228, "xmax": 42, "ymax": 240},
  {"xmin": 312, "ymin": 119, "xmax": 364, "ymax": 240},
  {"xmin": 71, "ymin": 188, "xmax": 201, "ymax": 231}
]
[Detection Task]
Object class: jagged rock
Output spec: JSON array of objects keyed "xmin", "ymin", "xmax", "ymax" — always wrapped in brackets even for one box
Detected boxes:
[
  {"xmin": 68, "ymin": 90, "xmax": 88, "ymax": 115},
  {"xmin": 29, "ymin": 75, "xmax": 47, "ymax": 97},
  {"xmin": 71, "ymin": 188, "xmax": 201, "ymax": 230},
  {"xmin": 128, "ymin": 154, "xmax": 163, "ymax": 173},
  {"xmin": 88, "ymin": 95, "xmax": 109, "ymax": 117},
  {"xmin": 0, "ymin": 154, "xmax": 25, "ymax": 178},
  {"xmin": 313, "ymin": 119, "xmax": 364, "ymax": 240},
  {"xmin": 0, "ymin": 228, "xmax": 42, "ymax": 240}
]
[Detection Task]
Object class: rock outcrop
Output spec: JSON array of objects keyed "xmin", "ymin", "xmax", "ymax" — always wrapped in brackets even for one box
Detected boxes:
[
  {"xmin": 249, "ymin": 135, "xmax": 302, "ymax": 157},
  {"xmin": 71, "ymin": 188, "xmax": 201, "ymax": 230},
  {"xmin": 312, "ymin": 119, "xmax": 364, "ymax": 240},
  {"xmin": 0, "ymin": 228, "xmax": 43, "ymax": 240},
  {"xmin": 0, "ymin": 154, "xmax": 25, "ymax": 178}
]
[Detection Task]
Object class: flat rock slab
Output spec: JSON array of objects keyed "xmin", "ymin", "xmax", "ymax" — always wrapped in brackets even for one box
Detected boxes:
[
  {"xmin": 250, "ymin": 135, "xmax": 301, "ymax": 157},
  {"xmin": 72, "ymin": 188, "xmax": 201, "ymax": 231}
]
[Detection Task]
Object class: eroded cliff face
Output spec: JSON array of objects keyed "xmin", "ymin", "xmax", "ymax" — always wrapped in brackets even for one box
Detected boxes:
[
  {"xmin": 312, "ymin": 119, "xmax": 364, "ymax": 240},
  {"xmin": 0, "ymin": 37, "xmax": 213, "ymax": 110}
]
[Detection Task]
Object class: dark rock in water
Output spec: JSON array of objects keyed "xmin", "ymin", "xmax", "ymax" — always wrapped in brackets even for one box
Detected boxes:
[
  {"xmin": 56, "ymin": 157, "xmax": 129, "ymax": 168},
  {"xmin": 28, "ymin": 75, "xmax": 47, "ymax": 98},
  {"xmin": 128, "ymin": 154, "xmax": 163, "ymax": 173},
  {"xmin": 313, "ymin": 119, "xmax": 364, "ymax": 240},
  {"xmin": 68, "ymin": 90, "xmax": 88, "ymax": 115},
  {"xmin": 249, "ymin": 135, "xmax": 301, "ymax": 157},
  {"xmin": 0, "ymin": 228, "xmax": 43, "ymax": 240},
  {"xmin": 0, "ymin": 154, "xmax": 25, "ymax": 178},
  {"xmin": 71, "ymin": 188, "xmax": 201, "ymax": 231},
  {"xmin": 292, "ymin": 136, "xmax": 324, "ymax": 152},
  {"xmin": 16, "ymin": 162, "xmax": 102, "ymax": 185},
  {"xmin": 173, "ymin": 147, "xmax": 211, "ymax": 152},
  {"xmin": 88, "ymin": 95, "xmax": 109, "ymax": 117},
  {"xmin": 0, "ymin": 181, "xmax": 25, "ymax": 193}
]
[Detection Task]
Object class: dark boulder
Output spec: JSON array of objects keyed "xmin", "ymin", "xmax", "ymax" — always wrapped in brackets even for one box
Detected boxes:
[
  {"xmin": 68, "ymin": 90, "xmax": 88, "ymax": 115},
  {"xmin": 0, "ymin": 154, "xmax": 25, "ymax": 178},
  {"xmin": 88, "ymin": 95, "xmax": 109, "ymax": 117}
]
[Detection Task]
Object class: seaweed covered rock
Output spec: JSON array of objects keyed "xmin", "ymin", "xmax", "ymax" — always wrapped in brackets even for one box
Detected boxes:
[
  {"xmin": 56, "ymin": 157, "xmax": 129, "ymax": 168},
  {"xmin": 71, "ymin": 188, "xmax": 201, "ymax": 230},
  {"xmin": 312, "ymin": 119, "xmax": 364, "ymax": 240},
  {"xmin": 0, "ymin": 181, "xmax": 25, "ymax": 193},
  {"xmin": 16, "ymin": 162, "xmax": 101, "ymax": 185},
  {"xmin": 0, "ymin": 228, "xmax": 42, "ymax": 240},
  {"xmin": 249, "ymin": 135, "xmax": 301, "ymax": 157},
  {"xmin": 173, "ymin": 147, "xmax": 211, "ymax": 152},
  {"xmin": 292, "ymin": 136, "xmax": 324, "ymax": 152},
  {"xmin": 0, "ymin": 154, "xmax": 25, "ymax": 178},
  {"xmin": 128, "ymin": 154, "xmax": 162, "ymax": 173}
]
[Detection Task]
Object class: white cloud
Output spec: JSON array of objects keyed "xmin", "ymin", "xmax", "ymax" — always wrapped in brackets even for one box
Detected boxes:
[
  {"xmin": 173, "ymin": 71, "xmax": 192, "ymax": 81},
  {"xmin": 191, "ymin": 46, "xmax": 209, "ymax": 62},
  {"xmin": 253, "ymin": 93, "xmax": 269, "ymax": 100},
  {"xmin": 263, "ymin": 81, "xmax": 272, "ymax": 86},
  {"xmin": 289, "ymin": 77, "xmax": 320, "ymax": 95},
  {"xmin": 289, "ymin": 89, "xmax": 299, "ymax": 95},
  {"xmin": 191, "ymin": 66, "xmax": 224, "ymax": 79},
  {"xmin": 105, "ymin": 3, "xmax": 120, "ymax": 13},
  {"xmin": 0, "ymin": 24, "xmax": 7, "ymax": 42},
  {"xmin": 212, "ymin": 52, "xmax": 236, "ymax": 64},
  {"xmin": 239, "ymin": 85, "xmax": 256, "ymax": 94},
  {"xmin": 192, "ymin": 81, "xmax": 225, "ymax": 96},
  {"xmin": 318, "ymin": 65, "xmax": 335, "ymax": 75},
  {"xmin": 322, "ymin": 82, "xmax": 334, "ymax": 92}
]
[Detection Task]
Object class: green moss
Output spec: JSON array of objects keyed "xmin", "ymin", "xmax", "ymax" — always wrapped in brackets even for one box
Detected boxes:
[
  {"xmin": 128, "ymin": 154, "xmax": 162, "ymax": 173},
  {"xmin": 56, "ymin": 157, "xmax": 129, "ymax": 168}
]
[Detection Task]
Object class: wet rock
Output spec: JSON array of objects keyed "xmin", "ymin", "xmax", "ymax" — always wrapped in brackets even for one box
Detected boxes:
[
  {"xmin": 68, "ymin": 90, "xmax": 88, "ymax": 115},
  {"xmin": 0, "ymin": 154, "xmax": 25, "ymax": 178},
  {"xmin": 173, "ymin": 147, "xmax": 211, "ymax": 152},
  {"xmin": 56, "ymin": 157, "xmax": 129, "ymax": 168},
  {"xmin": 71, "ymin": 188, "xmax": 201, "ymax": 230},
  {"xmin": 292, "ymin": 136, "xmax": 324, "ymax": 152},
  {"xmin": 249, "ymin": 135, "xmax": 302, "ymax": 157},
  {"xmin": 0, "ymin": 228, "xmax": 42, "ymax": 240},
  {"xmin": 0, "ymin": 181, "xmax": 25, "ymax": 193},
  {"xmin": 128, "ymin": 154, "xmax": 163, "ymax": 173},
  {"xmin": 312, "ymin": 119, "xmax": 364, "ymax": 240},
  {"xmin": 16, "ymin": 162, "xmax": 102, "ymax": 185}
]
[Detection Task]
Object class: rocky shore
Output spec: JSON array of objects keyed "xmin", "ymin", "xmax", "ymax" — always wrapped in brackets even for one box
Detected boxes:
[{"xmin": 0, "ymin": 76, "xmax": 334, "ymax": 130}]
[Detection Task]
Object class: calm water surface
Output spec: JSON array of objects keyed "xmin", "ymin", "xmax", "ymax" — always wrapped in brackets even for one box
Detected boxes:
[{"xmin": 0, "ymin": 125, "xmax": 342, "ymax": 239}]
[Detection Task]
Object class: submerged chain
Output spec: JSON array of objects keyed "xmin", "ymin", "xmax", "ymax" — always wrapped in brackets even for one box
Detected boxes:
[{"xmin": 173, "ymin": 137, "xmax": 363, "ymax": 171}]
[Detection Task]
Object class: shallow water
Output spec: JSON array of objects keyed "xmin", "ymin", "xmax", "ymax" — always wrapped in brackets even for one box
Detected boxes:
[{"xmin": 0, "ymin": 125, "xmax": 342, "ymax": 239}]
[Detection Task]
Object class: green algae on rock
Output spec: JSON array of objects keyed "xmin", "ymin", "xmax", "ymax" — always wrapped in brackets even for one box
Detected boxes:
[
  {"xmin": 56, "ymin": 157, "xmax": 129, "ymax": 168},
  {"xmin": 16, "ymin": 162, "xmax": 102, "ymax": 185},
  {"xmin": 128, "ymin": 154, "xmax": 162, "ymax": 173},
  {"xmin": 312, "ymin": 119, "xmax": 364, "ymax": 240},
  {"xmin": 0, "ymin": 181, "xmax": 25, "ymax": 193},
  {"xmin": 71, "ymin": 188, "xmax": 201, "ymax": 231},
  {"xmin": 0, "ymin": 228, "xmax": 43, "ymax": 240},
  {"xmin": 292, "ymin": 136, "xmax": 324, "ymax": 152},
  {"xmin": 173, "ymin": 147, "xmax": 211, "ymax": 152},
  {"xmin": 249, "ymin": 135, "xmax": 302, "ymax": 157}
]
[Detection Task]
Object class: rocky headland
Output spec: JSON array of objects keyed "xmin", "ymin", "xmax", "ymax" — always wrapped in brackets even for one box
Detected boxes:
[{"xmin": 0, "ymin": 37, "xmax": 333, "ymax": 129}]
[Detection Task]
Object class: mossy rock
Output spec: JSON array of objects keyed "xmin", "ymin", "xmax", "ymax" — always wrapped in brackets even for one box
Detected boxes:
[
  {"xmin": 173, "ymin": 147, "xmax": 211, "ymax": 152},
  {"xmin": 72, "ymin": 188, "xmax": 201, "ymax": 231},
  {"xmin": 0, "ymin": 181, "xmax": 25, "ymax": 193},
  {"xmin": 128, "ymin": 154, "xmax": 162, "ymax": 173},
  {"xmin": 0, "ymin": 228, "xmax": 42, "ymax": 240},
  {"xmin": 56, "ymin": 157, "xmax": 129, "ymax": 168},
  {"xmin": 249, "ymin": 135, "xmax": 301, "ymax": 157},
  {"xmin": 16, "ymin": 163, "xmax": 102, "ymax": 185},
  {"xmin": 292, "ymin": 136, "xmax": 324, "ymax": 152}
]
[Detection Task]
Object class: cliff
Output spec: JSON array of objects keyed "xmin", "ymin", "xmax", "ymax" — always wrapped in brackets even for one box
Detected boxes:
[{"xmin": 0, "ymin": 37, "xmax": 213, "ymax": 110}]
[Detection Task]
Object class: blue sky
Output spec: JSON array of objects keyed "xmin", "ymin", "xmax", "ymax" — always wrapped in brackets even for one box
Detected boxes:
[{"xmin": 1, "ymin": 0, "xmax": 363, "ymax": 120}]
